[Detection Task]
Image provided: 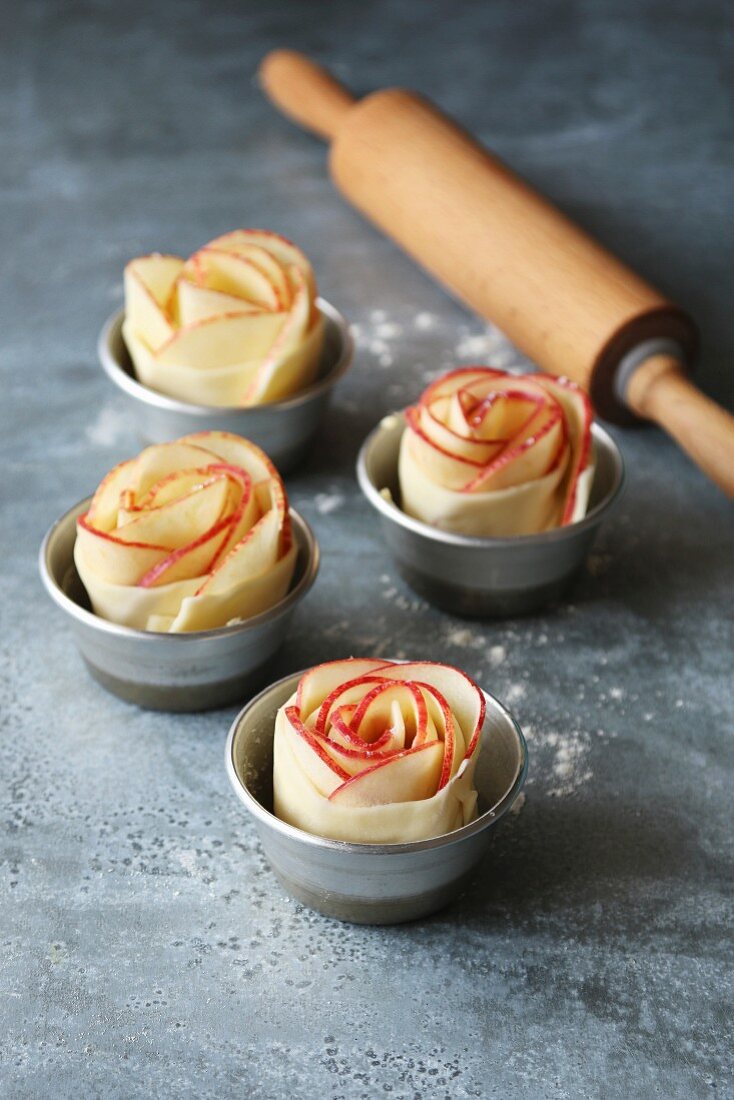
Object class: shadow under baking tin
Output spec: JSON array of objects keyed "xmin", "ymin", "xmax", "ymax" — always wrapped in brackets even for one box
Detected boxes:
[
  {"xmin": 226, "ymin": 669, "xmax": 528, "ymax": 924},
  {"xmin": 40, "ymin": 498, "xmax": 319, "ymax": 712},
  {"xmin": 357, "ymin": 414, "xmax": 625, "ymax": 618}
]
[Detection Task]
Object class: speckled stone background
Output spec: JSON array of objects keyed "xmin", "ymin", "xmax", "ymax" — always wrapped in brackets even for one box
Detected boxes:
[{"xmin": 2, "ymin": 1, "xmax": 733, "ymax": 1097}]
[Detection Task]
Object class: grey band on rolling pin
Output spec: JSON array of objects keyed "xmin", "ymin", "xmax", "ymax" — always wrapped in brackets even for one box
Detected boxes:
[{"xmin": 615, "ymin": 338, "xmax": 688, "ymax": 407}]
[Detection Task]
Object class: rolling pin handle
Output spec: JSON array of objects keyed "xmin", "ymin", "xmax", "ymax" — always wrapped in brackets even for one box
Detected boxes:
[
  {"xmin": 259, "ymin": 50, "xmax": 355, "ymax": 141},
  {"xmin": 625, "ymin": 353, "xmax": 734, "ymax": 499}
]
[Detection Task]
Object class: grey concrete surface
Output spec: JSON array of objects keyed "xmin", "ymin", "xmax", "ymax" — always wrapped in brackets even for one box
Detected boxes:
[{"xmin": 2, "ymin": 1, "xmax": 733, "ymax": 1097}]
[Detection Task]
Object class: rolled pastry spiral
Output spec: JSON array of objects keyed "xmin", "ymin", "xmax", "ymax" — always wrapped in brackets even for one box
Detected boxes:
[
  {"xmin": 399, "ymin": 367, "xmax": 595, "ymax": 537},
  {"xmin": 273, "ymin": 658, "xmax": 486, "ymax": 843},
  {"xmin": 74, "ymin": 432, "xmax": 296, "ymax": 632},
  {"xmin": 123, "ymin": 230, "xmax": 324, "ymax": 407}
]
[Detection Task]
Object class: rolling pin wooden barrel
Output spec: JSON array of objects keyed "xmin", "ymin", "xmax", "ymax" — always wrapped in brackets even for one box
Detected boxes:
[{"xmin": 259, "ymin": 49, "xmax": 734, "ymax": 498}]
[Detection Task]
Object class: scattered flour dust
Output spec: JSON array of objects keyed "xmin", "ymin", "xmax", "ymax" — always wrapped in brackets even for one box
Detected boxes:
[
  {"xmin": 351, "ymin": 305, "xmax": 525, "ymax": 374},
  {"xmin": 488, "ymin": 645, "xmax": 506, "ymax": 667},
  {"xmin": 445, "ymin": 626, "xmax": 485, "ymax": 650},
  {"xmin": 85, "ymin": 403, "xmax": 129, "ymax": 447},
  {"xmin": 314, "ymin": 492, "xmax": 345, "ymax": 516},
  {"xmin": 524, "ymin": 724, "xmax": 593, "ymax": 797}
]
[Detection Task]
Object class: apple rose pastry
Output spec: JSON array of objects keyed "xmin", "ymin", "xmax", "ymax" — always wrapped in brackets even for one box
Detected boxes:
[
  {"xmin": 74, "ymin": 432, "xmax": 296, "ymax": 633},
  {"xmin": 122, "ymin": 230, "xmax": 324, "ymax": 407},
  {"xmin": 273, "ymin": 658, "xmax": 485, "ymax": 844},
  {"xmin": 399, "ymin": 367, "xmax": 595, "ymax": 537}
]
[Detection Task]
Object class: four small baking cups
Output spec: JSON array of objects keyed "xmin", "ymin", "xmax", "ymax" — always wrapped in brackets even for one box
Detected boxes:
[{"xmin": 39, "ymin": 294, "xmax": 624, "ymax": 922}]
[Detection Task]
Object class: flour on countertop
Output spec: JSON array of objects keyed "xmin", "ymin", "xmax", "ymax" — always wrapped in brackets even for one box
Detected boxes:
[
  {"xmin": 85, "ymin": 403, "xmax": 129, "ymax": 447},
  {"xmin": 314, "ymin": 492, "xmax": 345, "ymax": 516},
  {"xmin": 445, "ymin": 626, "xmax": 485, "ymax": 650},
  {"xmin": 352, "ymin": 306, "xmax": 525, "ymax": 373},
  {"xmin": 524, "ymin": 724, "xmax": 593, "ymax": 797},
  {"xmin": 488, "ymin": 645, "xmax": 507, "ymax": 667}
]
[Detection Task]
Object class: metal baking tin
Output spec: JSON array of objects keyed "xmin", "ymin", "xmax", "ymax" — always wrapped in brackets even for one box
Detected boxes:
[
  {"xmin": 39, "ymin": 498, "xmax": 319, "ymax": 712},
  {"xmin": 225, "ymin": 668, "xmax": 528, "ymax": 924},
  {"xmin": 356, "ymin": 412, "xmax": 624, "ymax": 617},
  {"xmin": 98, "ymin": 297, "xmax": 353, "ymax": 473}
]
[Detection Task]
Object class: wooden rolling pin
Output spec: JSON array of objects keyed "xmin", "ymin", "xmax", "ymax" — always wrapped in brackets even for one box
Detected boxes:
[{"xmin": 259, "ymin": 49, "xmax": 734, "ymax": 497}]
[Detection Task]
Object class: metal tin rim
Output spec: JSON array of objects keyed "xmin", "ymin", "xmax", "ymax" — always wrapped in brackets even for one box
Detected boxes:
[
  {"xmin": 225, "ymin": 667, "xmax": 529, "ymax": 856},
  {"xmin": 38, "ymin": 497, "xmax": 320, "ymax": 642},
  {"xmin": 356, "ymin": 413, "xmax": 625, "ymax": 549},
  {"xmin": 98, "ymin": 297, "xmax": 354, "ymax": 415}
]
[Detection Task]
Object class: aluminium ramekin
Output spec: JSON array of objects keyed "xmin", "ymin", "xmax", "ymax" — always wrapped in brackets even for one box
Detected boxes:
[
  {"xmin": 225, "ymin": 668, "xmax": 528, "ymax": 924},
  {"xmin": 98, "ymin": 297, "xmax": 353, "ymax": 473},
  {"xmin": 357, "ymin": 413, "xmax": 624, "ymax": 617},
  {"xmin": 39, "ymin": 497, "xmax": 319, "ymax": 712}
]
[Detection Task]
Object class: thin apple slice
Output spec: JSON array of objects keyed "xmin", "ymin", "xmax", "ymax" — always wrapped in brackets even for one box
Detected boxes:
[
  {"xmin": 244, "ymin": 309, "xmax": 324, "ymax": 406},
  {"xmin": 137, "ymin": 515, "xmax": 233, "ymax": 588},
  {"xmin": 86, "ymin": 457, "xmax": 138, "ymax": 531},
  {"xmin": 169, "ymin": 541, "xmax": 296, "ymax": 632},
  {"xmin": 328, "ymin": 741, "xmax": 445, "ymax": 807},
  {"xmin": 196, "ymin": 507, "xmax": 280, "ymax": 596},
  {"xmin": 295, "ymin": 659, "xmax": 394, "ymax": 722},
  {"xmin": 348, "ymin": 681, "xmax": 428, "ymax": 746},
  {"xmin": 124, "ymin": 255, "xmax": 183, "ymax": 351},
  {"xmin": 419, "ymin": 400, "xmax": 505, "ymax": 465},
  {"xmin": 175, "ymin": 278, "xmax": 259, "ymax": 325},
  {"xmin": 404, "ymin": 407, "xmax": 483, "ymax": 490},
  {"xmin": 75, "ymin": 515, "xmax": 169, "ymax": 585},
  {"xmin": 206, "ymin": 229, "xmax": 316, "ymax": 295},
  {"xmin": 114, "ymin": 476, "xmax": 230, "ymax": 550},
  {"xmin": 375, "ymin": 661, "xmax": 485, "ymax": 760},
  {"xmin": 539, "ymin": 376, "xmax": 594, "ymax": 523},
  {"xmin": 399, "ymin": 434, "xmax": 567, "ymax": 536},
  {"xmin": 241, "ymin": 267, "xmax": 315, "ymax": 405},
  {"xmin": 183, "ymin": 248, "xmax": 280, "ymax": 310},
  {"xmin": 153, "ymin": 310, "xmax": 286, "ymax": 370},
  {"xmin": 177, "ymin": 431, "xmax": 278, "ymax": 484},
  {"xmin": 133, "ymin": 441, "xmax": 223, "ymax": 498}
]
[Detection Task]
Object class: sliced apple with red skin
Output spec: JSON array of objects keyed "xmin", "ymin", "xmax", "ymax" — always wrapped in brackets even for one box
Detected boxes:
[
  {"xmin": 328, "ymin": 741, "xmax": 445, "ymax": 807},
  {"xmin": 182, "ymin": 248, "xmax": 281, "ymax": 311},
  {"xmin": 466, "ymin": 400, "xmax": 564, "ymax": 492},
  {"xmin": 405, "ymin": 407, "xmax": 486, "ymax": 490},
  {"xmin": 112, "ymin": 474, "xmax": 230, "ymax": 553},
  {"xmin": 177, "ymin": 431, "xmax": 279, "ymax": 485},
  {"xmin": 175, "ymin": 278, "xmax": 259, "ymax": 325},
  {"xmin": 75, "ymin": 514, "xmax": 169, "ymax": 585},
  {"xmin": 313, "ymin": 675, "xmax": 395, "ymax": 738},
  {"xmin": 86, "ymin": 457, "xmax": 138, "ymax": 531},
  {"xmin": 540, "ymin": 377, "xmax": 594, "ymax": 522},
  {"xmin": 195, "ymin": 506, "xmax": 279, "ymax": 596},
  {"xmin": 347, "ymin": 681, "xmax": 428, "ymax": 746},
  {"xmin": 375, "ymin": 661, "xmax": 485, "ymax": 760},
  {"xmin": 420, "ymin": 398, "xmax": 507, "ymax": 465},
  {"xmin": 327, "ymin": 712, "xmax": 401, "ymax": 755},
  {"xmin": 137, "ymin": 515, "xmax": 234, "ymax": 588},
  {"xmin": 132, "ymin": 441, "xmax": 219, "ymax": 498},
  {"xmin": 241, "ymin": 267, "xmax": 314, "ymax": 405},
  {"xmin": 153, "ymin": 310, "xmax": 287, "ymax": 371},
  {"xmin": 206, "ymin": 229, "xmax": 317, "ymax": 304},
  {"xmin": 124, "ymin": 254, "xmax": 183, "ymax": 351},
  {"xmin": 284, "ymin": 707, "xmax": 350, "ymax": 795},
  {"xmin": 295, "ymin": 659, "xmax": 393, "ymax": 722},
  {"xmin": 227, "ymin": 244, "xmax": 291, "ymax": 308}
]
